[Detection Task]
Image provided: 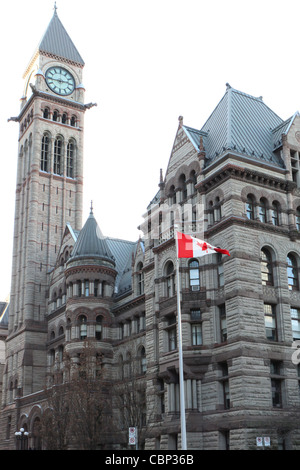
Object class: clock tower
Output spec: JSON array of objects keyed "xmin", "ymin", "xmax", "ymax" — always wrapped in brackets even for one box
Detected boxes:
[{"xmin": 4, "ymin": 6, "xmax": 88, "ymax": 405}]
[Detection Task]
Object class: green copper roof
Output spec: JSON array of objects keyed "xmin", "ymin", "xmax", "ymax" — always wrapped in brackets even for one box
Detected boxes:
[{"xmin": 39, "ymin": 9, "xmax": 84, "ymax": 66}]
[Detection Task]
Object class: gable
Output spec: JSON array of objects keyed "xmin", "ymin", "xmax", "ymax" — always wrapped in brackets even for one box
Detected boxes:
[{"xmin": 163, "ymin": 120, "xmax": 202, "ymax": 195}]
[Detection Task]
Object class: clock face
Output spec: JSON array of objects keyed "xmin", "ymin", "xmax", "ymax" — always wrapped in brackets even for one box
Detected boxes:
[{"xmin": 45, "ymin": 66, "xmax": 75, "ymax": 96}]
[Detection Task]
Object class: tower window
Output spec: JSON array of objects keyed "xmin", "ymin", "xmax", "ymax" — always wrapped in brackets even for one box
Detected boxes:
[
  {"xmin": 67, "ymin": 141, "xmax": 74, "ymax": 178},
  {"xmin": 41, "ymin": 135, "xmax": 49, "ymax": 172},
  {"xmin": 54, "ymin": 137, "xmax": 63, "ymax": 175},
  {"xmin": 43, "ymin": 108, "xmax": 50, "ymax": 119}
]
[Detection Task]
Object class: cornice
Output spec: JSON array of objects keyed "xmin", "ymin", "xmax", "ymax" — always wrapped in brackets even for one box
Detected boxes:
[{"xmin": 197, "ymin": 162, "xmax": 294, "ymax": 194}]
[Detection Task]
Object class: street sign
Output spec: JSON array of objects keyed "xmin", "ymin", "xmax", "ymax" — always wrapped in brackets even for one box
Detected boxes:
[{"xmin": 129, "ymin": 427, "xmax": 137, "ymax": 446}]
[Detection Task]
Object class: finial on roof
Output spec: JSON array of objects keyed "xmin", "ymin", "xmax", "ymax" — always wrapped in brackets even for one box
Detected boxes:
[
  {"xmin": 226, "ymin": 83, "xmax": 231, "ymax": 90},
  {"xmin": 178, "ymin": 116, "xmax": 183, "ymax": 128},
  {"xmin": 54, "ymin": 2, "xmax": 57, "ymax": 14},
  {"xmin": 90, "ymin": 200, "xmax": 93, "ymax": 214}
]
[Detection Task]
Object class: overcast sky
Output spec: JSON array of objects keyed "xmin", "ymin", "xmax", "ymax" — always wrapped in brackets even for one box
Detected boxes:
[{"xmin": 1, "ymin": 0, "xmax": 300, "ymax": 300}]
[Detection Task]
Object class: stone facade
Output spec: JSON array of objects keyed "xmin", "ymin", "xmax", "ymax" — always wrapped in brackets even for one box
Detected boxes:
[{"xmin": 1, "ymin": 9, "xmax": 300, "ymax": 451}]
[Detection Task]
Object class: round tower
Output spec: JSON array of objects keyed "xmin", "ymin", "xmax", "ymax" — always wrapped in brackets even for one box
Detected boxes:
[{"xmin": 64, "ymin": 207, "xmax": 117, "ymax": 369}]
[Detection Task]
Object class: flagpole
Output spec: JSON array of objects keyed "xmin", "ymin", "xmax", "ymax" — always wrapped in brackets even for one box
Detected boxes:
[{"xmin": 175, "ymin": 228, "xmax": 187, "ymax": 450}]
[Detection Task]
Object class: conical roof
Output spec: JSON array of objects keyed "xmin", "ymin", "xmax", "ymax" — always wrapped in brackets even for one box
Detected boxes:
[
  {"xmin": 38, "ymin": 8, "xmax": 84, "ymax": 66},
  {"xmin": 69, "ymin": 209, "xmax": 115, "ymax": 266}
]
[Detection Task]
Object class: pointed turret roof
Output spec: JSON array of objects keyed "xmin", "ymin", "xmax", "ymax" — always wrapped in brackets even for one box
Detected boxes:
[
  {"xmin": 38, "ymin": 8, "xmax": 84, "ymax": 66},
  {"xmin": 69, "ymin": 208, "xmax": 115, "ymax": 266}
]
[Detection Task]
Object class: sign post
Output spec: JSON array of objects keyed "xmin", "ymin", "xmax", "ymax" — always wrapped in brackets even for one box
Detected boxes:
[{"xmin": 129, "ymin": 427, "xmax": 138, "ymax": 450}]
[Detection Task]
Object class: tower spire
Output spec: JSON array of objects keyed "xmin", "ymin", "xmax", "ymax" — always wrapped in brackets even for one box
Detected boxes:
[{"xmin": 54, "ymin": 2, "xmax": 58, "ymax": 15}]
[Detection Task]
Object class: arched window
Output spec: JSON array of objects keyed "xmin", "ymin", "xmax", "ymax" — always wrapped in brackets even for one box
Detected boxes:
[
  {"xmin": 259, "ymin": 198, "xmax": 268, "ymax": 223},
  {"xmin": 43, "ymin": 107, "xmax": 50, "ymax": 119},
  {"xmin": 179, "ymin": 174, "xmax": 187, "ymax": 200},
  {"xmin": 54, "ymin": 136, "xmax": 63, "ymax": 175},
  {"xmin": 41, "ymin": 134, "xmax": 49, "ymax": 172},
  {"xmin": 62, "ymin": 113, "xmax": 67, "ymax": 124},
  {"xmin": 189, "ymin": 259, "xmax": 200, "ymax": 291},
  {"xmin": 261, "ymin": 248, "xmax": 273, "ymax": 286},
  {"xmin": 169, "ymin": 185, "xmax": 176, "ymax": 205},
  {"xmin": 53, "ymin": 110, "xmax": 58, "ymax": 122},
  {"xmin": 272, "ymin": 201, "xmax": 280, "ymax": 226},
  {"xmin": 71, "ymin": 115, "xmax": 76, "ymax": 127},
  {"xmin": 246, "ymin": 195, "xmax": 255, "ymax": 220},
  {"xmin": 67, "ymin": 140, "xmax": 74, "ymax": 178},
  {"xmin": 79, "ymin": 315, "xmax": 87, "ymax": 340},
  {"xmin": 190, "ymin": 170, "xmax": 197, "ymax": 194},
  {"xmin": 287, "ymin": 254, "xmax": 299, "ymax": 291},
  {"xmin": 95, "ymin": 315, "xmax": 102, "ymax": 340},
  {"xmin": 215, "ymin": 197, "xmax": 222, "ymax": 221},
  {"xmin": 165, "ymin": 261, "xmax": 175, "ymax": 297}
]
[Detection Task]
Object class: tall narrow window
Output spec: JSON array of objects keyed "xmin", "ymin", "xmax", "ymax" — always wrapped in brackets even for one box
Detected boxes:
[
  {"xmin": 137, "ymin": 262, "xmax": 144, "ymax": 295},
  {"xmin": 287, "ymin": 254, "xmax": 298, "ymax": 291},
  {"xmin": 261, "ymin": 248, "xmax": 273, "ymax": 286},
  {"xmin": 191, "ymin": 310, "xmax": 202, "ymax": 345},
  {"xmin": 54, "ymin": 137, "xmax": 63, "ymax": 175},
  {"xmin": 140, "ymin": 346, "xmax": 147, "ymax": 374},
  {"xmin": 41, "ymin": 134, "xmax": 49, "ymax": 172},
  {"xmin": 296, "ymin": 207, "xmax": 300, "ymax": 231},
  {"xmin": 67, "ymin": 140, "xmax": 74, "ymax": 178},
  {"xmin": 264, "ymin": 303, "xmax": 277, "ymax": 341},
  {"xmin": 95, "ymin": 315, "xmax": 102, "ymax": 340},
  {"xmin": 217, "ymin": 253, "xmax": 224, "ymax": 287},
  {"xmin": 179, "ymin": 174, "xmax": 187, "ymax": 200},
  {"xmin": 79, "ymin": 315, "xmax": 87, "ymax": 340},
  {"xmin": 291, "ymin": 308, "xmax": 300, "ymax": 341},
  {"xmin": 246, "ymin": 195, "xmax": 255, "ymax": 220},
  {"xmin": 165, "ymin": 261, "xmax": 175, "ymax": 297},
  {"xmin": 189, "ymin": 259, "xmax": 200, "ymax": 291},
  {"xmin": 272, "ymin": 201, "xmax": 280, "ymax": 226},
  {"xmin": 167, "ymin": 315, "xmax": 177, "ymax": 351},
  {"xmin": 259, "ymin": 198, "xmax": 267, "ymax": 223},
  {"xmin": 219, "ymin": 304, "xmax": 227, "ymax": 342}
]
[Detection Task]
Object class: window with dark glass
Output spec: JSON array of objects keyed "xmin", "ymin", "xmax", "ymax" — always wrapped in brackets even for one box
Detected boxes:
[
  {"xmin": 41, "ymin": 135, "xmax": 49, "ymax": 172},
  {"xmin": 167, "ymin": 315, "xmax": 177, "ymax": 351},
  {"xmin": 190, "ymin": 309, "xmax": 202, "ymax": 345},
  {"xmin": 54, "ymin": 137, "xmax": 62, "ymax": 175},
  {"xmin": 95, "ymin": 315, "xmax": 102, "ymax": 340},
  {"xmin": 259, "ymin": 198, "xmax": 267, "ymax": 223},
  {"xmin": 67, "ymin": 141, "xmax": 74, "ymax": 178},
  {"xmin": 246, "ymin": 195, "xmax": 255, "ymax": 220},
  {"xmin": 272, "ymin": 201, "xmax": 280, "ymax": 226},
  {"xmin": 219, "ymin": 304, "xmax": 227, "ymax": 342}
]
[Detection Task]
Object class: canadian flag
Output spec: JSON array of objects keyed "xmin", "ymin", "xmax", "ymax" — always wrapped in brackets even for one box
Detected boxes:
[{"xmin": 177, "ymin": 231, "xmax": 230, "ymax": 258}]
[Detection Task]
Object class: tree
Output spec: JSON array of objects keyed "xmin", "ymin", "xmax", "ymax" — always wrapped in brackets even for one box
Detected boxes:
[{"xmin": 41, "ymin": 341, "xmax": 115, "ymax": 449}]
